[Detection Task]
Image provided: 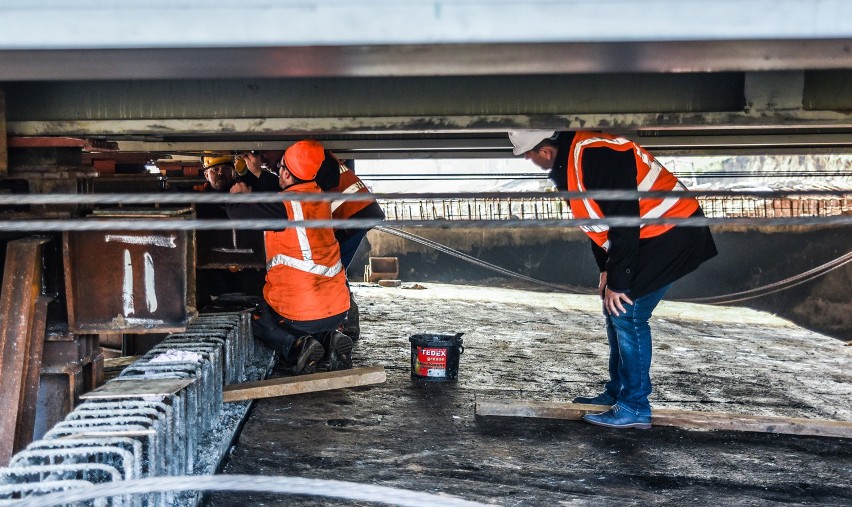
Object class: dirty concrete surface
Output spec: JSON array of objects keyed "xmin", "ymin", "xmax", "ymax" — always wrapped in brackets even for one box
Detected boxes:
[{"xmin": 206, "ymin": 283, "xmax": 852, "ymax": 506}]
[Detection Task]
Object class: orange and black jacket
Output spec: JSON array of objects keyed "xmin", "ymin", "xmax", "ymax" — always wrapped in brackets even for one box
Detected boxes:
[
  {"xmin": 314, "ymin": 151, "xmax": 385, "ymax": 244},
  {"xmin": 550, "ymin": 131, "xmax": 717, "ymax": 298},
  {"xmin": 232, "ymin": 181, "xmax": 350, "ymax": 321}
]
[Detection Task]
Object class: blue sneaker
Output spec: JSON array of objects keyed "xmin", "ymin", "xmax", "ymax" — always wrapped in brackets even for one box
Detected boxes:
[
  {"xmin": 582, "ymin": 405, "xmax": 651, "ymax": 430},
  {"xmin": 572, "ymin": 392, "xmax": 616, "ymax": 406}
]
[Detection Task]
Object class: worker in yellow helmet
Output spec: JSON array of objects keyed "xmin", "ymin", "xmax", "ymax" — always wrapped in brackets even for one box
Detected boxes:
[{"xmin": 194, "ymin": 154, "xmax": 279, "ymax": 193}]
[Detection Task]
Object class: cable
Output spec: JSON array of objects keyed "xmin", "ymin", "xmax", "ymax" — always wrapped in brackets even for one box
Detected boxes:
[
  {"xmin": 0, "ymin": 215, "xmax": 850, "ymax": 232},
  {"xmin": 8, "ymin": 474, "xmax": 490, "ymax": 507},
  {"xmin": 376, "ymin": 226, "xmax": 593, "ymax": 295},
  {"xmin": 680, "ymin": 250, "xmax": 852, "ymax": 304},
  {"xmin": 376, "ymin": 227, "xmax": 852, "ymax": 306},
  {"xmin": 0, "ymin": 188, "xmax": 848, "ymax": 205}
]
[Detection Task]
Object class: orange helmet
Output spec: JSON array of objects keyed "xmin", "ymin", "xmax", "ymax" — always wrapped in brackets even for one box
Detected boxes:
[{"xmin": 283, "ymin": 140, "xmax": 325, "ymax": 180}]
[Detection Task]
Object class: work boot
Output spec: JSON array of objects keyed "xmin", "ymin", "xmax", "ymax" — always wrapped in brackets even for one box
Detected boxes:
[
  {"xmin": 340, "ymin": 295, "xmax": 360, "ymax": 341},
  {"xmin": 286, "ymin": 335, "xmax": 325, "ymax": 375},
  {"xmin": 317, "ymin": 331, "xmax": 353, "ymax": 371},
  {"xmin": 582, "ymin": 405, "xmax": 651, "ymax": 430}
]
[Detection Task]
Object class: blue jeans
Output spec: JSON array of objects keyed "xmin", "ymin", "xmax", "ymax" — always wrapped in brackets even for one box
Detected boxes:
[{"xmin": 602, "ymin": 283, "xmax": 672, "ymax": 417}]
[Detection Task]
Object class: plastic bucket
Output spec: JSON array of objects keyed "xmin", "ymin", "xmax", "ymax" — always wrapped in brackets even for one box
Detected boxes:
[{"xmin": 408, "ymin": 333, "xmax": 464, "ymax": 381}]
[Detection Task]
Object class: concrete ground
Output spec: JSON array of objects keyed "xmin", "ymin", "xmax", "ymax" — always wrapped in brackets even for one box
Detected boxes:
[{"xmin": 206, "ymin": 283, "xmax": 852, "ymax": 506}]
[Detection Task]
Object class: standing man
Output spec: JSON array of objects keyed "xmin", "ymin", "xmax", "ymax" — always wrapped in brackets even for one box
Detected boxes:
[
  {"xmin": 314, "ymin": 150, "xmax": 385, "ymax": 341},
  {"xmin": 509, "ymin": 130, "xmax": 717, "ymax": 429},
  {"xmin": 227, "ymin": 140, "xmax": 353, "ymax": 374}
]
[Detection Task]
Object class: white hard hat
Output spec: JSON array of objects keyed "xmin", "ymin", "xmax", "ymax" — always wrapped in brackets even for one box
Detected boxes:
[{"xmin": 508, "ymin": 130, "xmax": 557, "ymax": 155}]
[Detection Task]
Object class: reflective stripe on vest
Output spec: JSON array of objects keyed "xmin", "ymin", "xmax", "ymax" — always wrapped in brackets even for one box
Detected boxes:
[
  {"xmin": 330, "ymin": 163, "xmax": 373, "ymax": 219},
  {"xmin": 266, "ymin": 200, "xmax": 344, "ymax": 277},
  {"xmin": 567, "ymin": 132, "xmax": 699, "ymax": 251},
  {"xmin": 331, "ymin": 180, "xmax": 367, "ymax": 213}
]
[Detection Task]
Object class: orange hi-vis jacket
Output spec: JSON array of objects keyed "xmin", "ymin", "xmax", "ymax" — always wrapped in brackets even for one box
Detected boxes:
[
  {"xmin": 566, "ymin": 131, "xmax": 699, "ymax": 252},
  {"xmin": 326, "ymin": 154, "xmax": 375, "ymax": 220},
  {"xmin": 263, "ymin": 182, "xmax": 350, "ymax": 321}
]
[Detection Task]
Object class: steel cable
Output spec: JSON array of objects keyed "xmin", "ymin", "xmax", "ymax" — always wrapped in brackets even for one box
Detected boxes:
[
  {"xmin": 8, "ymin": 474, "xmax": 491, "ymax": 507},
  {"xmin": 0, "ymin": 188, "xmax": 848, "ymax": 205},
  {"xmin": 679, "ymin": 250, "xmax": 852, "ymax": 304},
  {"xmin": 376, "ymin": 226, "xmax": 593, "ymax": 295},
  {"xmin": 376, "ymin": 227, "xmax": 852, "ymax": 306},
  {"xmin": 0, "ymin": 215, "xmax": 850, "ymax": 232}
]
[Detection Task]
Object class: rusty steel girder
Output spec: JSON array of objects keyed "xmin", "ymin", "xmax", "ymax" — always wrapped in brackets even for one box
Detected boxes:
[
  {"xmin": 0, "ymin": 236, "xmax": 51, "ymax": 465},
  {"xmin": 63, "ymin": 209, "xmax": 197, "ymax": 334}
]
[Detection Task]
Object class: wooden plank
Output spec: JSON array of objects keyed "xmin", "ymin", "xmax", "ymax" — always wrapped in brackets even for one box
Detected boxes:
[
  {"xmin": 103, "ymin": 355, "xmax": 140, "ymax": 370},
  {"xmin": 475, "ymin": 399, "xmax": 852, "ymax": 439},
  {"xmin": 14, "ymin": 295, "xmax": 52, "ymax": 453},
  {"xmin": 223, "ymin": 366, "xmax": 386, "ymax": 403},
  {"xmin": 0, "ymin": 237, "xmax": 49, "ymax": 465}
]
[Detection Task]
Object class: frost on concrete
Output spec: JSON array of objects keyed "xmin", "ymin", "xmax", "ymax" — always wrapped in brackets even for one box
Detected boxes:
[{"xmin": 354, "ymin": 282, "xmax": 852, "ymax": 421}]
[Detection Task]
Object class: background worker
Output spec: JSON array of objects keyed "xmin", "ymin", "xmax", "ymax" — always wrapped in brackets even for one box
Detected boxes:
[
  {"xmin": 194, "ymin": 153, "xmax": 280, "ymax": 194},
  {"xmin": 191, "ymin": 153, "xmax": 281, "ymax": 309},
  {"xmin": 509, "ymin": 129, "xmax": 717, "ymax": 429},
  {"xmin": 227, "ymin": 140, "xmax": 353, "ymax": 375},
  {"xmin": 313, "ymin": 150, "xmax": 385, "ymax": 341}
]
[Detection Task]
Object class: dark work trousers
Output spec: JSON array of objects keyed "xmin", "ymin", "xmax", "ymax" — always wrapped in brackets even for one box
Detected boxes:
[{"xmin": 253, "ymin": 301, "xmax": 347, "ymax": 357}]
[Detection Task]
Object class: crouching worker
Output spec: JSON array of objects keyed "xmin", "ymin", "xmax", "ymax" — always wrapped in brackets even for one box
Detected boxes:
[{"xmin": 226, "ymin": 140, "xmax": 353, "ymax": 374}]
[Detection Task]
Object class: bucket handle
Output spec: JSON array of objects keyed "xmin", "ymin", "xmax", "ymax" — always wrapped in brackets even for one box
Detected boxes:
[{"xmin": 455, "ymin": 332, "xmax": 464, "ymax": 354}]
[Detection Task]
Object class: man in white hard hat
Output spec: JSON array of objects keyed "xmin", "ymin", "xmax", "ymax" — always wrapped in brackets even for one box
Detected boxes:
[{"xmin": 509, "ymin": 129, "xmax": 717, "ymax": 430}]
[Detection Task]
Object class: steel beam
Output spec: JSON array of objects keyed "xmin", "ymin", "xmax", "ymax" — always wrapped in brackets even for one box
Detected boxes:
[
  {"xmin": 0, "ymin": 236, "xmax": 50, "ymax": 466},
  {"xmin": 0, "ymin": 2, "xmax": 851, "ymax": 80}
]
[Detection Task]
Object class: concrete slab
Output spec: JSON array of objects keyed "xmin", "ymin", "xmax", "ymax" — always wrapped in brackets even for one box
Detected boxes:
[{"xmin": 207, "ymin": 283, "xmax": 852, "ymax": 506}]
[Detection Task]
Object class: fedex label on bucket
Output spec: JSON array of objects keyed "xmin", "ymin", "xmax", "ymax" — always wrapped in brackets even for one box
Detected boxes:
[{"xmin": 415, "ymin": 346, "xmax": 447, "ymax": 377}]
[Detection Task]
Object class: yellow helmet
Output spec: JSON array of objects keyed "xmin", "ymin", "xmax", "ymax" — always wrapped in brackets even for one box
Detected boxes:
[{"xmin": 201, "ymin": 154, "xmax": 234, "ymax": 169}]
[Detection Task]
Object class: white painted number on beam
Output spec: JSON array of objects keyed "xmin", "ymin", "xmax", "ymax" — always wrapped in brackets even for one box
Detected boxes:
[
  {"xmin": 122, "ymin": 249, "xmax": 134, "ymax": 316},
  {"xmin": 144, "ymin": 252, "xmax": 157, "ymax": 312},
  {"xmin": 112, "ymin": 235, "xmax": 173, "ymax": 317}
]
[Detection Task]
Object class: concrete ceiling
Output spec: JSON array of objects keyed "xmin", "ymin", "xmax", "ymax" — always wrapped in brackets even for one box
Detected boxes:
[{"xmin": 1, "ymin": 1, "xmax": 852, "ymax": 158}]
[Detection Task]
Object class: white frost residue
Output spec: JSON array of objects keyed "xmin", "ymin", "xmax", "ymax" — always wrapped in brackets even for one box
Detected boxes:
[
  {"xmin": 105, "ymin": 234, "xmax": 177, "ymax": 248},
  {"xmin": 149, "ymin": 349, "xmax": 202, "ymax": 363}
]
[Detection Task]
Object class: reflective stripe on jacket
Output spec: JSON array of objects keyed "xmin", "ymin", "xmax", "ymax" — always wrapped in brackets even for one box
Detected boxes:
[
  {"xmin": 566, "ymin": 131, "xmax": 699, "ymax": 251},
  {"xmin": 327, "ymin": 155, "xmax": 375, "ymax": 219},
  {"xmin": 263, "ymin": 182, "xmax": 350, "ymax": 321}
]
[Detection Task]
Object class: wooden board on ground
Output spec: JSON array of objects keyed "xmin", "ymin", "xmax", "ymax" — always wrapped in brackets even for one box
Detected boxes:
[
  {"xmin": 103, "ymin": 355, "xmax": 140, "ymax": 370},
  {"xmin": 223, "ymin": 366, "xmax": 386, "ymax": 403},
  {"xmin": 475, "ymin": 399, "xmax": 852, "ymax": 439}
]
